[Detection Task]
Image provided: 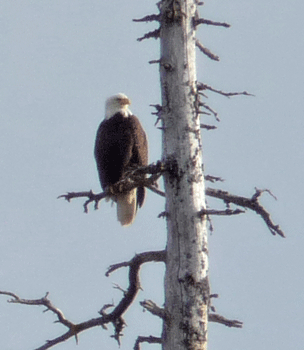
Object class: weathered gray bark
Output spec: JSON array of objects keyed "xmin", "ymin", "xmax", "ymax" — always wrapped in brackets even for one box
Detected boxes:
[{"xmin": 159, "ymin": 1, "xmax": 209, "ymax": 349}]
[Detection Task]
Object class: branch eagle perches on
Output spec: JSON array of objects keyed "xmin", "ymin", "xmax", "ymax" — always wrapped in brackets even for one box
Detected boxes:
[
  {"xmin": 59, "ymin": 161, "xmax": 284, "ymax": 238},
  {"xmin": 59, "ymin": 161, "xmax": 166, "ymax": 213}
]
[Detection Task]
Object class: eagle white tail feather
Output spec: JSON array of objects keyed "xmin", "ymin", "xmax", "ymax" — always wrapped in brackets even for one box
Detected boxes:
[{"xmin": 116, "ymin": 189, "xmax": 137, "ymax": 226}]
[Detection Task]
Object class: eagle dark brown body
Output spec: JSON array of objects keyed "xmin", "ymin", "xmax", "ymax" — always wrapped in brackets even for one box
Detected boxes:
[{"xmin": 94, "ymin": 95, "xmax": 148, "ymax": 226}]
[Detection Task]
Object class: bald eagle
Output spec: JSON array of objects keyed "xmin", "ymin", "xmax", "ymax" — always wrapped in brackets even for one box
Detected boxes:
[{"xmin": 94, "ymin": 93, "xmax": 148, "ymax": 226}]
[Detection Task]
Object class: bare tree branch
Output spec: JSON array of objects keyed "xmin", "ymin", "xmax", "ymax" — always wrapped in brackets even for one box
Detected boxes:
[
  {"xmin": 106, "ymin": 250, "xmax": 166, "ymax": 276},
  {"xmin": 198, "ymin": 101, "xmax": 220, "ymax": 121},
  {"xmin": 195, "ymin": 39, "xmax": 220, "ymax": 61},
  {"xmin": 147, "ymin": 184, "xmax": 166, "ymax": 197},
  {"xmin": 140, "ymin": 299, "xmax": 166, "ymax": 320},
  {"xmin": 58, "ymin": 190, "xmax": 106, "ymax": 213},
  {"xmin": 209, "ymin": 313, "xmax": 243, "ymax": 328},
  {"xmin": 158, "ymin": 211, "xmax": 169, "ymax": 219},
  {"xmin": 0, "ymin": 291, "xmax": 74, "ymax": 329},
  {"xmin": 149, "ymin": 59, "xmax": 161, "ymax": 65},
  {"xmin": 150, "ymin": 103, "xmax": 163, "ymax": 127},
  {"xmin": 58, "ymin": 162, "xmax": 166, "ymax": 212},
  {"xmin": 134, "ymin": 335, "xmax": 162, "ymax": 350},
  {"xmin": 133, "ymin": 14, "xmax": 160, "ymax": 22},
  {"xmin": 205, "ymin": 175, "xmax": 224, "ymax": 183},
  {"xmin": 0, "ymin": 250, "xmax": 166, "ymax": 349},
  {"xmin": 198, "ymin": 208, "xmax": 245, "ymax": 217},
  {"xmin": 194, "ymin": 18, "xmax": 231, "ymax": 28},
  {"xmin": 197, "ymin": 82, "xmax": 254, "ymax": 98},
  {"xmin": 137, "ymin": 29, "xmax": 160, "ymax": 42},
  {"xmin": 206, "ymin": 187, "xmax": 285, "ymax": 237},
  {"xmin": 200, "ymin": 123, "xmax": 217, "ymax": 130}
]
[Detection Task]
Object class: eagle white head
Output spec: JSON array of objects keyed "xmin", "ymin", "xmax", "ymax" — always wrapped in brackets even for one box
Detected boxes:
[{"xmin": 105, "ymin": 93, "xmax": 132, "ymax": 119}]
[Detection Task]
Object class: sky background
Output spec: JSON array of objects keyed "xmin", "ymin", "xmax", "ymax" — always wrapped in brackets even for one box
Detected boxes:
[{"xmin": 0, "ymin": 0, "xmax": 303, "ymax": 349}]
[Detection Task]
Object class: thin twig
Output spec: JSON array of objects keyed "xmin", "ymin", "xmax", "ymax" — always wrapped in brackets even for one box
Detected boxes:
[
  {"xmin": 158, "ymin": 211, "xmax": 169, "ymax": 219},
  {"xmin": 194, "ymin": 18, "xmax": 231, "ymax": 28},
  {"xmin": 149, "ymin": 59, "xmax": 161, "ymax": 65},
  {"xmin": 137, "ymin": 29, "xmax": 160, "ymax": 42},
  {"xmin": 140, "ymin": 299, "xmax": 166, "ymax": 320},
  {"xmin": 134, "ymin": 335, "xmax": 162, "ymax": 350},
  {"xmin": 133, "ymin": 14, "xmax": 160, "ymax": 23},
  {"xmin": 205, "ymin": 175, "xmax": 224, "ymax": 183},
  {"xmin": 195, "ymin": 39, "xmax": 219, "ymax": 61},
  {"xmin": 198, "ymin": 83, "xmax": 254, "ymax": 98},
  {"xmin": 147, "ymin": 185, "xmax": 165, "ymax": 197},
  {"xmin": 198, "ymin": 208, "xmax": 245, "ymax": 217},
  {"xmin": 150, "ymin": 103, "xmax": 163, "ymax": 126},
  {"xmin": 199, "ymin": 101, "xmax": 220, "ymax": 121},
  {"xmin": 200, "ymin": 123, "xmax": 217, "ymax": 130},
  {"xmin": 209, "ymin": 313, "xmax": 243, "ymax": 328},
  {"xmin": 106, "ymin": 250, "xmax": 166, "ymax": 276}
]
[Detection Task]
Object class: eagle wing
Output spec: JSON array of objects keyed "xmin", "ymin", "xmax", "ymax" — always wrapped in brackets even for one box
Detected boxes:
[{"xmin": 128, "ymin": 115, "xmax": 148, "ymax": 208}]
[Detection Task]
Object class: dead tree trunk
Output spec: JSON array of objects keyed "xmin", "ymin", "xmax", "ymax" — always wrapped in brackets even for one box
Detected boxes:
[{"xmin": 159, "ymin": 1, "xmax": 209, "ymax": 349}]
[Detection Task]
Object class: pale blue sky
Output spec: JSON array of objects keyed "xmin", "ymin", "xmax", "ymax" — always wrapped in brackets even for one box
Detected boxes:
[{"xmin": 0, "ymin": 1, "xmax": 303, "ymax": 349}]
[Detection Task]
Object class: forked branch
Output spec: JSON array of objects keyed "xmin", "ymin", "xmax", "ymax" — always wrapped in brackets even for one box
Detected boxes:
[
  {"xmin": 206, "ymin": 187, "xmax": 285, "ymax": 237},
  {"xmin": 140, "ymin": 299, "xmax": 167, "ymax": 320},
  {"xmin": 0, "ymin": 250, "xmax": 166, "ymax": 350}
]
